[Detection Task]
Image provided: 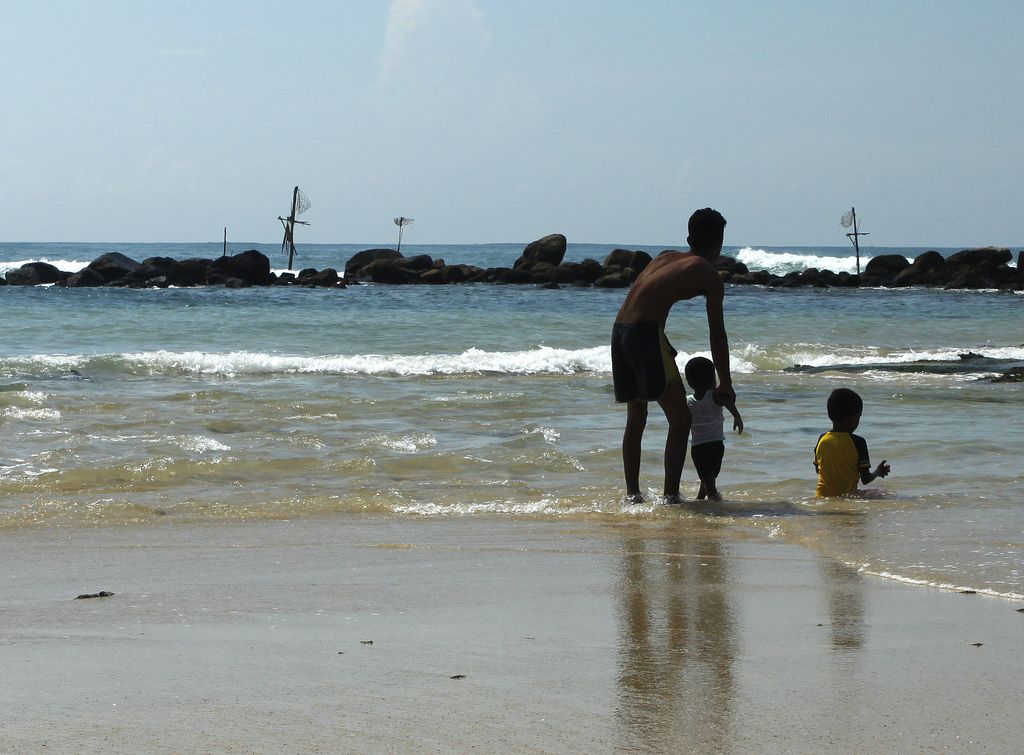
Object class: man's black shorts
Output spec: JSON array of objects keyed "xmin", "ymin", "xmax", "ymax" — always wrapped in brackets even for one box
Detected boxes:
[{"xmin": 611, "ymin": 321, "xmax": 682, "ymax": 402}]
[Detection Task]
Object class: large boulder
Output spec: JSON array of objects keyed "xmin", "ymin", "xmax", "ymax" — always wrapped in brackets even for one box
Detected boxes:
[
  {"xmin": 345, "ymin": 248, "xmax": 400, "ymax": 277},
  {"xmin": 913, "ymin": 250, "xmax": 946, "ymax": 272},
  {"xmin": 513, "ymin": 233, "xmax": 567, "ymax": 269},
  {"xmin": 603, "ymin": 249, "xmax": 652, "ymax": 273},
  {"xmin": 213, "ymin": 249, "xmax": 272, "ymax": 285},
  {"xmin": 714, "ymin": 255, "xmax": 749, "ymax": 275},
  {"xmin": 60, "ymin": 267, "xmax": 107, "ymax": 288},
  {"xmin": 362, "ymin": 258, "xmax": 418, "ymax": 284},
  {"xmin": 864, "ymin": 254, "xmax": 910, "ymax": 277},
  {"xmin": 946, "ymin": 247, "xmax": 1012, "ymax": 267},
  {"xmin": 86, "ymin": 253, "xmax": 142, "ymax": 283},
  {"xmin": 6, "ymin": 261, "xmax": 70, "ymax": 285},
  {"xmin": 395, "ymin": 254, "xmax": 434, "ymax": 272},
  {"xmin": 172, "ymin": 258, "xmax": 214, "ymax": 285}
]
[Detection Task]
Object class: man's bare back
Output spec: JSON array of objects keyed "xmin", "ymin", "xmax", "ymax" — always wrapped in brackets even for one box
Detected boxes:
[{"xmin": 615, "ymin": 252, "xmax": 722, "ymax": 326}]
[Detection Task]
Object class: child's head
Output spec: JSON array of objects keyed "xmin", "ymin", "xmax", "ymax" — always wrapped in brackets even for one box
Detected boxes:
[
  {"xmin": 827, "ymin": 388, "xmax": 863, "ymax": 431},
  {"xmin": 684, "ymin": 356, "xmax": 716, "ymax": 393}
]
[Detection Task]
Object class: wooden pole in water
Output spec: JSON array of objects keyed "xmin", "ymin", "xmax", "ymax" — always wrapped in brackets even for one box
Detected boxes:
[
  {"xmin": 287, "ymin": 186, "xmax": 299, "ymax": 271},
  {"xmin": 851, "ymin": 208, "xmax": 860, "ymax": 275},
  {"xmin": 223, "ymin": 226, "xmax": 227, "ymax": 257}
]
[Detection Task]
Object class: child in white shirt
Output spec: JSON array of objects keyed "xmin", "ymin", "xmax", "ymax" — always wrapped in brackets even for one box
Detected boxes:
[{"xmin": 684, "ymin": 356, "xmax": 743, "ymax": 501}]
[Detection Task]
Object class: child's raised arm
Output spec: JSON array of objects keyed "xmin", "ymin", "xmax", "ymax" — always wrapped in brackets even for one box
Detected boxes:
[{"xmin": 860, "ymin": 459, "xmax": 891, "ymax": 485}]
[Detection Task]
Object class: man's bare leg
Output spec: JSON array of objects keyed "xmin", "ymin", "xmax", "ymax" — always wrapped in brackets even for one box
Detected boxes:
[
  {"xmin": 657, "ymin": 381, "xmax": 691, "ymax": 500},
  {"xmin": 622, "ymin": 400, "xmax": 648, "ymax": 498}
]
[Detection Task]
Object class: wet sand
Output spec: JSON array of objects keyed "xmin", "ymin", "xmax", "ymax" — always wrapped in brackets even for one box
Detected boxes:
[{"xmin": 1, "ymin": 514, "xmax": 1021, "ymax": 753}]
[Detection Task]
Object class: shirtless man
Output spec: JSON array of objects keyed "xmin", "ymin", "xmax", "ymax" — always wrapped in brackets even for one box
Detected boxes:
[{"xmin": 611, "ymin": 208, "xmax": 734, "ymax": 502}]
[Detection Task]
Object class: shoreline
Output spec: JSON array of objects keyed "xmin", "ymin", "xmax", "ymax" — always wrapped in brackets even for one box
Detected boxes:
[{"xmin": 3, "ymin": 514, "xmax": 1021, "ymax": 752}]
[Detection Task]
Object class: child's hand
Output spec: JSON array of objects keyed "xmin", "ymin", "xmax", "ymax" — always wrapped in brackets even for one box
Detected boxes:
[
  {"xmin": 733, "ymin": 415, "xmax": 744, "ymax": 434},
  {"xmin": 874, "ymin": 460, "xmax": 890, "ymax": 478}
]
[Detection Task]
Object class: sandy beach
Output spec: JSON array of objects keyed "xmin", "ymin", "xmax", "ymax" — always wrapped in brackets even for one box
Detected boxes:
[{"xmin": 1, "ymin": 514, "xmax": 1020, "ymax": 753}]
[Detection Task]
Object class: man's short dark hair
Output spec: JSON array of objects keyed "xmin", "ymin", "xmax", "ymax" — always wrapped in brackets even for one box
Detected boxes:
[
  {"xmin": 684, "ymin": 356, "xmax": 716, "ymax": 391},
  {"xmin": 688, "ymin": 208, "xmax": 726, "ymax": 250},
  {"xmin": 827, "ymin": 388, "xmax": 863, "ymax": 421}
]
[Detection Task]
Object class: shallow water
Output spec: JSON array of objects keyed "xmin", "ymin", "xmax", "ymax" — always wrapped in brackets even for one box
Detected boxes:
[{"xmin": 1, "ymin": 242, "xmax": 1021, "ymax": 599}]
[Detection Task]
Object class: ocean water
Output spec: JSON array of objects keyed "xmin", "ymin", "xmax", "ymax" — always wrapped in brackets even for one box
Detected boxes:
[{"xmin": 1, "ymin": 241, "xmax": 1021, "ymax": 600}]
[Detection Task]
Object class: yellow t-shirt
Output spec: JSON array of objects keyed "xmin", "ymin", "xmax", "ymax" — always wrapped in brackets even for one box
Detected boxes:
[{"xmin": 814, "ymin": 431, "xmax": 870, "ymax": 497}]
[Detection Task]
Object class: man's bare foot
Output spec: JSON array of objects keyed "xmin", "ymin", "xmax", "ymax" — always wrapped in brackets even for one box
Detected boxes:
[
  {"xmin": 625, "ymin": 492, "xmax": 645, "ymax": 504},
  {"xmin": 662, "ymin": 493, "xmax": 684, "ymax": 505}
]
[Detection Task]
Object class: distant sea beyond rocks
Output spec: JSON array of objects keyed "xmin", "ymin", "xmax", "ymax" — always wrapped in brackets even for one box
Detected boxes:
[{"xmin": 2, "ymin": 234, "xmax": 1022, "ymax": 292}]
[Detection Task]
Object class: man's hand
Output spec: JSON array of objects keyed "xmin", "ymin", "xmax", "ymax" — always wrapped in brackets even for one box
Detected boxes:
[
  {"xmin": 714, "ymin": 385, "xmax": 735, "ymax": 404},
  {"xmin": 874, "ymin": 460, "xmax": 890, "ymax": 478}
]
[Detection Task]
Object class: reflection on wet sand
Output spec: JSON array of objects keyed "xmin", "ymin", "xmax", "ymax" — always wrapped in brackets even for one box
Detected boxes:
[
  {"xmin": 614, "ymin": 530, "xmax": 735, "ymax": 751},
  {"xmin": 612, "ymin": 518, "xmax": 870, "ymax": 750}
]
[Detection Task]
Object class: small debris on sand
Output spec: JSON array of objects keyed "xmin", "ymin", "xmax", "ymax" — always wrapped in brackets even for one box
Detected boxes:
[
  {"xmin": 450, "ymin": 674, "xmax": 466, "ymax": 680},
  {"xmin": 74, "ymin": 591, "xmax": 115, "ymax": 600},
  {"xmin": 360, "ymin": 640, "xmax": 373, "ymax": 645}
]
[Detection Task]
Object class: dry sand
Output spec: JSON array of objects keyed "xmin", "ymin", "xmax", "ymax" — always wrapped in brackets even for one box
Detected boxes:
[{"xmin": 1, "ymin": 514, "xmax": 1021, "ymax": 753}]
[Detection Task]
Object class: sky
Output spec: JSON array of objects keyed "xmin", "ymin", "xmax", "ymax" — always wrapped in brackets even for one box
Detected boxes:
[{"xmin": 1, "ymin": 1, "xmax": 1022, "ymax": 247}]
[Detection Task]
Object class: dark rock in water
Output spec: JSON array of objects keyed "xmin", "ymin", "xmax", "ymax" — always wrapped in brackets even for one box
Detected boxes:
[
  {"xmin": 345, "ymin": 248, "xmax": 400, "ymax": 277},
  {"xmin": 0, "ymin": 277, "xmax": 6, "ymax": 286},
  {"xmin": 594, "ymin": 272, "xmax": 631, "ymax": 288},
  {"xmin": 958, "ymin": 352, "xmax": 985, "ymax": 361},
  {"xmin": 75, "ymin": 590, "xmax": 114, "ymax": 599},
  {"xmin": 520, "ymin": 232, "xmax": 569, "ymax": 268},
  {"xmin": 363, "ymin": 258, "xmax": 418, "ymax": 284},
  {"xmin": 302, "ymin": 268, "xmax": 341, "ymax": 287},
  {"xmin": 714, "ymin": 255, "xmax": 748, "ymax": 275},
  {"xmin": 87, "ymin": 252, "xmax": 143, "ymax": 282},
  {"xmin": 603, "ymin": 249, "xmax": 652, "ymax": 273},
  {"xmin": 6, "ymin": 262, "xmax": 69, "ymax": 286},
  {"xmin": 513, "ymin": 233, "xmax": 567, "ymax": 269},
  {"xmin": 441, "ymin": 265, "xmax": 469, "ymax": 284},
  {"xmin": 214, "ymin": 250, "xmax": 272, "ymax": 285},
  {"xmin": 913, "ymin": 250, "xmax": 946, "ymax": 272},
  {"xmin": 60, "ymin": 267, "xmax": 107, "ymax": 288},
  {"xmin": 277, "ymin": 272, "xmax": 296, "ymax": 284},
  {"xmin": 205, "ymin": 271, "xmax": 229, "ymax": 286},
  {"xmin": 991, "ymin": 367, "xmax": 1024, "ymax": 383},
  {"xmin": 576, "ymin": 258, "xmax": 604, "ymax": 283},
  {"xmin": 944, "ymin": 270, "xmax": 997, "ymax": 290},
  {"xmin": 396, "ymin": 254, "xmax": 434, "ymax": 272},
  {"xmin": 494, "ymin": 267, "xmax": 532, "ymax": 284},
  {"xmin": 173, "ymin": 258, "xmax": 214, "ymax": 286},
  {"xmin": 947, "ymin": 247, "xmax": 1012, "ymax": 267},
  {"xmin": 224, "ymin": 277, "xmax": 252, "ymax": 288},
  {"xmin": 864, "ymin": 254, "xmax": 910, "ymax": 277},
  {"xmin": 146, "ymin": 275, "xmax": 171, "ymax": 288}
]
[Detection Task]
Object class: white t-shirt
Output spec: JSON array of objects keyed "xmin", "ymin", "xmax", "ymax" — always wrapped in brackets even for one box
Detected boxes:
[{"xmin": 688, "ymin": 390, "xmax": 725, "ymax": 446}]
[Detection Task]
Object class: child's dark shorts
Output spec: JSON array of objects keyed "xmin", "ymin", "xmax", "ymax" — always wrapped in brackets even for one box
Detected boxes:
[{"xmin": 691, "ymin": 440, "xmax": 725, "ymax": 481}]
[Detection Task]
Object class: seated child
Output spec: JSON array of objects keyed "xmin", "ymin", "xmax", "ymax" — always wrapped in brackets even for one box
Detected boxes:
[
  {"xmin": 814, "ymin": 388, "xmax": 891, "ymax": 497},
  {"xmin": 683, "ymin": 356, "xmax": 743, "ymax": 501}
]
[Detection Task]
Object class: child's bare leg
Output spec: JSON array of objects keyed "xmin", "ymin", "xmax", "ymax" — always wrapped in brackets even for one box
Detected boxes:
[
  {"xmin": 704, "ymin": 479, "xmax": 721, "ymax": 502},
  {"xmin": 697, "ymin": 482, "xmax": 707, "ymax": 500}
]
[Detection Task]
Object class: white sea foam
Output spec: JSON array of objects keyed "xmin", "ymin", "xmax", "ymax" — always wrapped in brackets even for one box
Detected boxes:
[
  {"xmin": 2, "ymin": 344, "xmax": 1018, "ymax": 380},
  {"xmin": 172, "ymin": 435, "xmax": 231, "ymax": 453},
  {"xmin": 118, "ymin": 347, "xmax": 615, "ymax": 377},
  {"xmin": 741, "ymin": 343, "xmax": 1024, "ymax": 371},
  {"xmin": 0, "ymin": 258, "xmax": 87, "ymax": 275},
  {"xmin": 2, "ymin": 407, "xmax": 61, "ymax": 421},
  {"xmin": 735, "ymin": 247, "xmax": 870, "ymax": 275}
]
